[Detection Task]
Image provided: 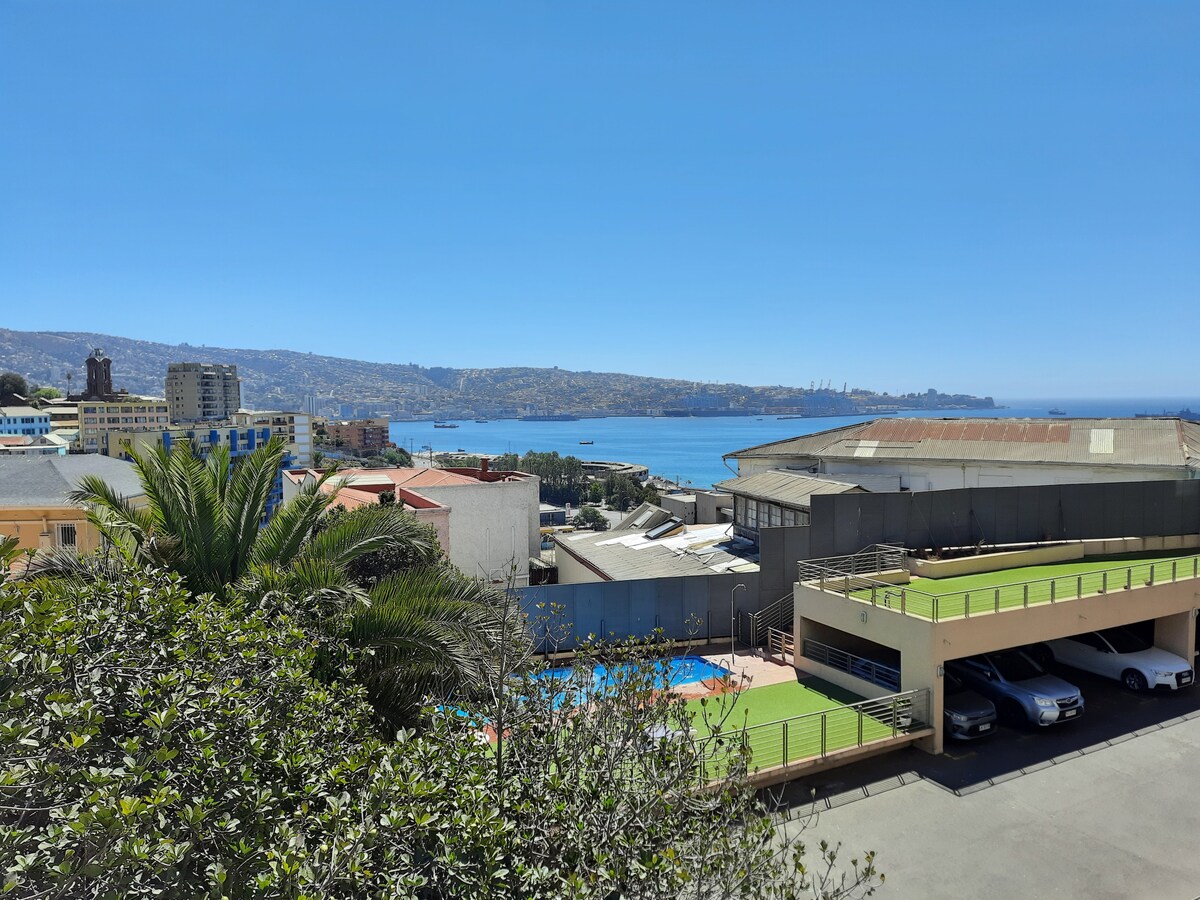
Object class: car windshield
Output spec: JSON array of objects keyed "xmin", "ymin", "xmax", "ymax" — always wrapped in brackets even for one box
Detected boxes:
[
  {"xmin": 989, "ymin": 651, "xmax": 1043, "ymax": 682},
  {"xmin": 1102, "ymin": 628, "xmax": 1150, "ymax": 654}
]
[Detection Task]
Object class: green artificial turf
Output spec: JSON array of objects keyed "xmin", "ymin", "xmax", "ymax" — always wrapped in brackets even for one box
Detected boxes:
[
  {"xmin": 685, "ymin": 677, "xmax": 897, "ymax": 773},
  {"xmin": 849, "ymin": 551, "xmax": 1200, "ymax": 620}
]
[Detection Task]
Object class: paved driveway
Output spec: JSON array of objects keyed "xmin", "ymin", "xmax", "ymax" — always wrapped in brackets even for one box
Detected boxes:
[{"xmin": 772, "ymin": 670, "xmax": 1200, "ymax": 899}]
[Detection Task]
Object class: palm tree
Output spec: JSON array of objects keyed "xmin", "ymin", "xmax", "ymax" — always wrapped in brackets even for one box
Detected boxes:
[
  {"xmin": 26, "ymin": 437, "xmax": 529, "ymax": 723},
  {"xmin": 351, "ymin": 567, "xmax": 527, "ymax": 726},
  {"xmin": 40, "ymin": 436, "xmax": 426, "ymax": 606}
]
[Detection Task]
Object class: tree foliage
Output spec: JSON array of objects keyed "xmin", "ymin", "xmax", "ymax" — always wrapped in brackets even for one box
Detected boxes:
[
  {"xmin": 603, "ymin": 473, "xmax": 660, "ymax": 512},
  {"xmin": 570, "ymin": 505, "xmax": 609, "ymax": 532},
  {"xmin": 315, "ymin": 504, "xmax": 442, "ymax": 586},
  {"xmin": 29, "ymin": 436, "xmax": 432, "ymax": 608},
  {"xmin": 0, "ymin": 568, "xmax": 882, "ymax": 899},
  {"xmin": 498, "ymin": 451, "xmax": 588, "ymax": 506},
  {"xmin": 0, "ymin": 372, "xmax": 28, "ymax": 405}
]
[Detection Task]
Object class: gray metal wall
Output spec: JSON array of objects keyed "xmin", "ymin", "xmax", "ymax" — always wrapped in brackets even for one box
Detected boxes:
[
  {"xmin": 516, "ymin": 571, "xmax": 761, "ymax": 650},
  {"xmin": 807, "ymin": 479, "xmax": 1200, "ymax": 559},
  {"xmin": 757, "ymin": 525, "xmax": 811, "ymax": 606}
]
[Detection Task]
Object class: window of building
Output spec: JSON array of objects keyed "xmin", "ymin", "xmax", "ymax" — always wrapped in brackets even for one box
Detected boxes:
[{"xmin": 56, "ymin": 523, "xmax": 77, "ymax": 549}]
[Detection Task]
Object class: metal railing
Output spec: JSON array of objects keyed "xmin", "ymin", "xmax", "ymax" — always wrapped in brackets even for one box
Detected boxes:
[
  {"xmin": 746, "ymin": 592, "xmax": 795, "ymax": 645},
  {"xmin": 699, "ymin": 688, "xmax": 929, "ymax": 779},
  {"xmin": 766, "ymin": 627, "xmax": 795, "ymax": 662},
  {"xmin": 796, "ymin": 544, "xmax": 908, "ymax": 584},
  {"xmin": 802, "ymin": 638, "xmax": 901, "ymax": 692},
  {"xmin": 810, "ymin": 553, "xmax": 1200, "ymax": 622}
]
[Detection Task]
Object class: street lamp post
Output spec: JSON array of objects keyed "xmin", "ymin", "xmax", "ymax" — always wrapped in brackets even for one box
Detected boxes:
[{"xmin": 730, "ymin": 583, "xmax": 746, "ymax": 671}]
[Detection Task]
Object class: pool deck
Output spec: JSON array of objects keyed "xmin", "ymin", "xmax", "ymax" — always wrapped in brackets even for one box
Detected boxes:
[{"xmin": 699, "ymin": 649, "xmax": 799, "ymax": 689}]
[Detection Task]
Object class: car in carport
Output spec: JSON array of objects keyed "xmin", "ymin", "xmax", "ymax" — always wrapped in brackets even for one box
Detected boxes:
[
  {"xmin": 943, "ymin": 670, "xmax": 997, "ymax": 740},
  {"xmin": 946, "ymin": 650, "xmax": 1084, "ymax": 728},
  {"xmin": 1034, "ymin": 628, "xmax": 1195, "ymax": 692}
]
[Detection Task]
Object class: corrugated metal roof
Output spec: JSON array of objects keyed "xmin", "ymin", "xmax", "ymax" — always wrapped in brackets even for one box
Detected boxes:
[
  {"xmin": 713, "ymin": 471, "xmax": 865, "ymax": 508},
  {"xmin": 727, "ymin": 417, "xmax": 1200, "ymax": 470},
  {"xmin": 0, "ymin": 455, "xmax": 144, "ymax": 507},
  {"xmin": 555, "ymin": 522, "xmax": 758, "ymax": 580}
]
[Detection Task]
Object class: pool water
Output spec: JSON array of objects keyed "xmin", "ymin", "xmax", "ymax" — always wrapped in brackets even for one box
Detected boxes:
[{"xmin": 530, "ymin": 655, "xmax": 731, "ymax": 708}]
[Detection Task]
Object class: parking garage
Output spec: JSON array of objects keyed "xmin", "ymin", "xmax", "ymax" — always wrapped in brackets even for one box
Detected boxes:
[{"xmin": 790, "ymin": 537, "xmax": 1200, "ymax": 753}]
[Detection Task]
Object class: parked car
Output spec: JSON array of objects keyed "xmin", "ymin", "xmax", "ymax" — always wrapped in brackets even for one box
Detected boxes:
[
  {"xmin": 946, "ymin": 650, "xmax": 1084, "ymax": 727},
  {"xmin": 943, "ymin": 670, "xmax": 997, "ymax": 740},
  {"xmin": 1034, "ymin": 628, "xmax": 1194, "ymax": 692}
]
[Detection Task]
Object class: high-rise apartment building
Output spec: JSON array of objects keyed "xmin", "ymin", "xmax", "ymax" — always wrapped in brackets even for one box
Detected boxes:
[{"xmin": 166, "ymin": 363, "xmax": 241, "ymax": 422}]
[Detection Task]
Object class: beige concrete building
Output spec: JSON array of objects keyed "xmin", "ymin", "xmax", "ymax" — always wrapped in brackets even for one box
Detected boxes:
[
  {"xmin": 166, "ymin": 363, "xmax": 241, "ymax": 422},
  {"xmin": 789, "ymin": 538, "xmax": 1200, "ymax": 754},
  {"xmin": 0, "ymin": 455, "xmax": 145, "ymax": 555},
  {"xmin": 324, "ymin": 417, "xmax": 389, "ymax": 455},
  {"xmin": 78, "ymin": 398, "xmax": 171, "ymax": 453}
]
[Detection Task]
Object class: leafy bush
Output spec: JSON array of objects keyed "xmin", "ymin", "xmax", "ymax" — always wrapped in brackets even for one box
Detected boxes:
[{"xmin": 0, "ymin": 569, "xmax": 880, "ymax": 898}]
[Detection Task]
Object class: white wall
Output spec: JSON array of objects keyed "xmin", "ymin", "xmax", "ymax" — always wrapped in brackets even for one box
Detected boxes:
[{"xmin": 416, "ymin": 477, "xmax": 540, "ymax": 585}]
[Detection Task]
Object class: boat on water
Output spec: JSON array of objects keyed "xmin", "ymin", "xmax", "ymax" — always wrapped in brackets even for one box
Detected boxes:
[
  {"xmin": 474, "ymin": 419, "xmax": 489, "ymax": 423},
  {"xmin": 434, "ymin": 423, "xmax": 460, "ymax": 429},
  {"xmin": 1135, "ymin": 408, "xmax": 1198, "ymax": 419},
  {"xmin": 579, "ymin": 440, "xmax": 593, "ymax": 445},
  {"xmin": 1048, "ymin": 408, "xmax": 1067, "ymax": 416}
]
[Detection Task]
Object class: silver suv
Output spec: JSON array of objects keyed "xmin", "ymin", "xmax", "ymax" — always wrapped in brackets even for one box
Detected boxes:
[{"xmin": 946, "ymin": 650, "xmax": 1084, "ymax": 728}]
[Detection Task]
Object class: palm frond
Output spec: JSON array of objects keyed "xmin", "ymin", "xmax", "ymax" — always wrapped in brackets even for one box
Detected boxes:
[
  {"xmin": 350, "ymin": 568, "xmax": 527, "ymax": 724},
  {"xmin": 301, "ymin": 504, "xmax": 435, "ymax": 571}
]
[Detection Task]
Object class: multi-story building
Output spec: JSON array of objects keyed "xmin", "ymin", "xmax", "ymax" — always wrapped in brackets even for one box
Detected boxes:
[
  {"xmin": 107, "ymin": 425, "xmax": 291, "ymax": 515},
  {"xmin": 165, "ymin": 363, "xmax": 241, "ymax": 422},
  {"xmin": 283, "ymin": 461, "xmax": 540, "ymax": 584},
  {"xmin": 231, "ymin": 411, "xmax": 313, "ymax": 466},
  {"xmin": 0, "ymin": 406, "xmax": 51, "ymax": 438},
  {"xmin": 78, "ymin": 399, "xmax": 172, "ymax": 453},
  {"xmin": 324, "ymin": 417, "xmax": 389, "ymax": 455}
]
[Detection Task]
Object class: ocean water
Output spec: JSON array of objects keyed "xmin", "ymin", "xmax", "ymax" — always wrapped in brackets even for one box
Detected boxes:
[{"xmin": 389, "ymin": 397, "xmax": 1200, "ymax": 489}]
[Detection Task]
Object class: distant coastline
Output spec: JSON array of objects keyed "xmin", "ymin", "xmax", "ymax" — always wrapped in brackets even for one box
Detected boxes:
[{"xmin": 392, "ymin": 398, "xmax": 1200, "ymax": 491}]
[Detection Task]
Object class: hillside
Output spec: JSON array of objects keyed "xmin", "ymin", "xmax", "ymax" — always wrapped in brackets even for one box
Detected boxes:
[{"xmin": 0, "ymin": 328, "xmax": 994, "ymax": 418}]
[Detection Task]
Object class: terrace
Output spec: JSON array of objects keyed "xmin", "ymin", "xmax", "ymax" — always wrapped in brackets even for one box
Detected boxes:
[
  {"xmin": 804, "ymin": 549, "xmax": 1200, "ymax": 622},
  {"xmin": 687, "ymin": 677, "xmax": 931, "ymax": 785}
]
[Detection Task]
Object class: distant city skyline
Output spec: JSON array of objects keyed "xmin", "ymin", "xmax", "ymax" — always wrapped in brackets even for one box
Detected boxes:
[{"xmin": 2, "ymin": 3, "xmax": 1196, "ymax": 396}]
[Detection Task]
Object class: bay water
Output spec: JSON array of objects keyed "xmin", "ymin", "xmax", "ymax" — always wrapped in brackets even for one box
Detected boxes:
[{"xmin": 389, "ymin": 396, "xmax": 1200, "ymax": 489}]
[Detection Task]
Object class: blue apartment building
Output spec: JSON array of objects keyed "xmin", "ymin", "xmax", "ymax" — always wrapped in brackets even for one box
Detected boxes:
[{"xmin": 0, "ymin": 406, "xmax": 52, "ymax": 437}]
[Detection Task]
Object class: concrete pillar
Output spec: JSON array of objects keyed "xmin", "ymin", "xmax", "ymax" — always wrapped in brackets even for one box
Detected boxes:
[
  {"xmin": 1155, "ymin": 609, "xmax": 1196, "ymax": 665},
  {"xmin": 902, "ymin": 643, "xmax": 942, "ymax": 755}
]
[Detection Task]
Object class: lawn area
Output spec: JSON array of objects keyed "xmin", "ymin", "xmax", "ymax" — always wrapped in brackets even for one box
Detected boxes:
[
  {"xmin": 850, "ymin": 551, "xmax": 1200, "ymax": 620},
  {"xmin": 686, "ymin": 678, "xmax": 901, "ymax": 774}
]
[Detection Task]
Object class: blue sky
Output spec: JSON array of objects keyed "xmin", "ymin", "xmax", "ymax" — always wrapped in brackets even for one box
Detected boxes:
[{"xmin": 1, "ymin": 3, "xmax": 1196, "ymax": 397}]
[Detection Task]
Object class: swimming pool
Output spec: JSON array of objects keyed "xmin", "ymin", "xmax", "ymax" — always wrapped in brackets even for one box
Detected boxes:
[{"xmin": 530, "ymin": 655, "xmax": 732, "ymax": 708}]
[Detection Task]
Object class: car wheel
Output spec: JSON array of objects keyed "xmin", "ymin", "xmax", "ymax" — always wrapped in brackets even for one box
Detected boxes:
[
  {"xmin": 999, "ymin": 698, "xmax": 1026, "ymax": 727},
  {"xmin": 1122, "ymin": 669, "xmax": 1148, "ymax": 692}
]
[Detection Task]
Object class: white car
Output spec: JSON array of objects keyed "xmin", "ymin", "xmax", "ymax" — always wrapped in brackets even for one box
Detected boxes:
[{"xmin": 1038, "ymin": 628, "xmax": 1194, "ymax": 692}]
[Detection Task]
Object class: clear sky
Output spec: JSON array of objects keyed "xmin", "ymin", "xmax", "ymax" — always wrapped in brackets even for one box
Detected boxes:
[{"xmin": 1, "ymin": 3, "xmax": 1196, "ymax": 397}]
